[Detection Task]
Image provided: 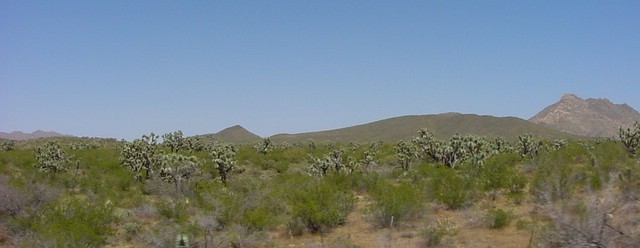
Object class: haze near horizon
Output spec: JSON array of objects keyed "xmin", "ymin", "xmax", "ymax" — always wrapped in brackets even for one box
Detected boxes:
[{"xmin": 2, "ymin": 1, "xmax": 639, "ymax": 140}]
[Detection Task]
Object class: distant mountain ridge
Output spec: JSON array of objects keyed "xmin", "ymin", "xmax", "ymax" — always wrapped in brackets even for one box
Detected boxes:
[
  {"xmin": 270, "ymin": 113, "xmax": 578, "ymax": 143},
  {"xmin": 0, "ymin": 130, "xmax": 72, "ymax": 140},
  {"xmin": 195, "ymin": 125, "xmax": 262, "ymax": 144},
  {"xmin": 530, "ymin": 93, "xmax": 640, "ymax": 137}
]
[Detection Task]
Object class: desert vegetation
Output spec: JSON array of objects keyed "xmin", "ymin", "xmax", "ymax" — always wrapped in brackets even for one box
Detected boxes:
[{"xmin": 1, "ymin": 126, "xmax": 640, "ymax": 247}]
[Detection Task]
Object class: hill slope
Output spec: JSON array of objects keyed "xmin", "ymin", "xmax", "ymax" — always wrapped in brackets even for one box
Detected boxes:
[
  {"xmin": 195, "ymin": 125, "xmax": 262, "ymax": 144},
  {"xmin": 530, "ymin": 93, "xmax": 640, "ymax": 137},
  {"xmin": 0, "ymin": 130, "xmax": 72, "ymax": 140},
  {"xmin": 270, "ymin": 113, "xmax": 578, "ymax": 143}
]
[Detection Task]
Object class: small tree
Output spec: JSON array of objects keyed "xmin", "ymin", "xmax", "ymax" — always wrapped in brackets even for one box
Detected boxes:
[
  {"xmin": 209, "ymin": 142, "xmax": 237, "ymax": 186},
  {"xmin": 395, "ymin": 140, "xmax": 418, "ymax": 171},
  {"xmin": 158, "ymin": 153, "xmax": 200, "ymax": 196},
  {"xmin": 121, "ymin": 133, "xmax": 160, "ymax": 182},
  {"xmin": 162, "ymin": 130, "xmax": 185, "ymax": 153},
  {"xmin": 34, "ymin": 140, "xmax": 71, "ymax": 174}
]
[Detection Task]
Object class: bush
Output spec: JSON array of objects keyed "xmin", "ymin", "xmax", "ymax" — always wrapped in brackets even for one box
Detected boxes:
[
  {"xmin": 287, "ymin": 178, "xmax": 355, "ymax": 234},
  {"xmin": 422, "ymin": 218, "xmax": 458, "ymax": 247},
  {"xmin": 486, "ymin": 208, "xmax": 512, "ymax": 229},
  {"xmin": 369, "ymin": 181, "xmax": 421, "ymax": 227},
  {"xmin": 427, "ymin": 168, "xmax": 477, "ymax": 209},
  {"xmin": 28, "ymin": 197, "xmax": 116, "ymax": 247}
]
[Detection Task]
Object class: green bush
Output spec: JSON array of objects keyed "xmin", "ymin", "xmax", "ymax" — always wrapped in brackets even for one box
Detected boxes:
[
  {"xmin": 486, "ymin": 208, "xmax": 512, "ymax": 229},
  {"xmin": 369, "ymin": 181, "xmax": 421, "ymax": 227},
  {"xmin": 287, "ymin": 178, "xmax": 355, "ymax": 234},
  {"xmin": 427, "ymin": 168, "xmax": 477, "ymax": 209},
  {"xmin": 29, "ymin": 197, "xmax": 116, "ymax": 247}
]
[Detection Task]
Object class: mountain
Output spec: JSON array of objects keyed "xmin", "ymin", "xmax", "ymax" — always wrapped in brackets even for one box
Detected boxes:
[
  {"xmin": 0, "ymin": 130, "xmax": 72, "ymax": 140},
  {"xmin": 270, "ymin": 113, "xmax": 578, "ymax": 143},
  {"xmin": 195, "ymin": 125, "xmax": 262, "ymax": 144},
  {"xmin": 530, "ymin": 93, "xmax": 640, "ymax": 137}
]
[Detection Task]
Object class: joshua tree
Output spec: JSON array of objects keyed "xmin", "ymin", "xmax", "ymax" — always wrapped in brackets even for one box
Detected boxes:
[
  {"xmin": 121, "ymin": 133, "xmax": 160, "ymax": 182},
  {"xmin": 254, "ymin": 138, "xmax": 273, "ymax": 155},
  {"xmin": 34, "ymin": 140, "xmax": 71, "ymax": 174},
  {"xmin": 308, "ymin": 155, "xmax": 332, "ymax": 177},
  {"xmin": 162, "ymin": 130, "xmax": 185, "ymax": 153},
  {"xmin": 413, "ymin": 129, "xmax": 442, "ymax": 162},
  {"xmin": 619, "ymin": 121, "xmax": 640, "ymax": 157},
  {"xmin": 209, "ymin": 142, "xmax": 237, "ymax": 185},
  {"xmin": 158, "ymin": 153, "xmax": 200, "ymax": 195},
  {"xmin": 395, "ymin": 140, "xmax": 418, "ymax": 171},
  {"xmin": 0, "ymin": 140, "xmax": 15, "ymax": 151},
  {"xmin": 462, "ymin": 135, "xmax": 490, "ymax": 166},
  {"xmin": 518, "ymin": 134, "xmax": 541, "ymax": 158}
]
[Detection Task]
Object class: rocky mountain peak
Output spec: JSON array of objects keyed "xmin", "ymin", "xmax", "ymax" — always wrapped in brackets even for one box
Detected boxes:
[{"xmin": 530, "ymin": 93, "xmax": 640, "ymax": 137}]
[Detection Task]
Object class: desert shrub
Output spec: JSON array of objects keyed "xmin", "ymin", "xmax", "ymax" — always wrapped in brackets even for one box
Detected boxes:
[
  {"xmin": 427, "ymin": 168, "xmax": 477, "ymax": 209},
  {"xmin": 530, "ymin": 145, "xmax": 589, "ymax": 203},
  {"xmin": 157, "ymin": 198, "xmax": 189, "ymax": 224},
  {"xmin": 27, "ymin": 197, "xmax": 116, "ymax": 247},
  {"xmin": 369, "ymin": 180, "xmax": 422, "ymax": 227},
  {"xmin": 485, "ymin": 208, "xmax": 512, "ymax": 229},
  {"xmin": 422, "ymin": 218, "xmax": 458, "ymax": 247},
  {"xmin": 287, "ymin": 177, "xmax": 355, "ymax": 234}
]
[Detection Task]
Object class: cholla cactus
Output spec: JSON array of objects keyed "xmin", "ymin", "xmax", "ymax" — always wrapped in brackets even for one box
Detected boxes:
[
  {"xmin": 308, "ymin": 155, "xmax": 332, "ymax": 177},
  {"xmin": 209, "ymin": 142, "xmax": 237, "ymax": 185},
  {"xmin": 619, "ymin": 121, "xmax": 640, "ymax": 157},
  {"xmin": 413, "ymin": 129, "xmax": 442, "ymax": 162},
  {"xmin": 184, "ymin": 137, "xmax": 205, "ymax": 152},
  {"xmin": 518, "ymin": 134, "xmax": 541, "ymax": 158},
  {"xmin": 395, "ymin": 140, "xmax": 418, "ymax": 170},
  {"xmin": 34, "ymin": 140, "xmax": 71, "ymax": 173},
  {"xmin": 175, "ymin": 234, "xmax": 189, "ymax": 248},
  {"xmin": 0, "ymin": 140, "xmax": 15, "ymax": 151},
  {"xmin": 551, "ymin": 139, "xmax": 567, "ymax": 150},
  {"xmin": 162, "ymin": 130, "xmax": 185, "ymax": 153},
  {"xmin": 253, "ymin": 138, "xmax": 273, "ymax": 155},
  {"xmin": 120, "ymin": 133, "xmax": 160, "ymax": 182},
  {"xmin": 491, "ymin": 136, "xmax": 513, "ymax": 154},
  {"xmin": 462, "ymin": 135, "xmax": 490, "ymax": 166},
  {"xmin": 158, "ymin": 153, "xmax": 200, "ymax": 194}
]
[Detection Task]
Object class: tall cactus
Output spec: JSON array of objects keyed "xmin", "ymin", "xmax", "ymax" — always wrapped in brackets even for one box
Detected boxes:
[
  {"xmin": 162, "ymin": 130, "xmax": 185, "ymax": 153},
  {"xmin": 34, "ymin": 140, "xmax": 71, "ymax": 174},
  {"xmin": 121, "ymin": 133, "xmax": 160, "ymax": 181},
  {"xmin": 518, "ymin": 134, "xmax": 541, "ymax": 158},
  {"xmin": 254, "ymin": 138, "xmax": 273, "ymax": 155},
  {"xmin": 619, "ymin": 121, "xmax": 640, "ymax": 157},
  {"xmin": 395, "ymin": 140, "xmax": 418, "ymax": 171},
  {"xmin": 209, "ymin": 142, "xmax": 237, "ymax": 185},
  {"xmin": 158, "ymin": 153, "xmax": 200, "ymax": 195}
]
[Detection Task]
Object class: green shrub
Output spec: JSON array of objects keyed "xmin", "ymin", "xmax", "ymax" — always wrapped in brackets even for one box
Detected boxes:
[
  {"xmin": 427, "ymin": 168, "xmax": 477, "ymax": 209},
  {"xmin": 287, "ymin": 178, "xmax": 355, "ymax": 234},
  {"xmin": 486, "ymin": 208, "xmax": 512, "ymax": 229},
  {"xmin": 369, "ymin": 181, "xmax": 421, "ymax": 227},
  {"xmin": 29, "ymin": 197, "xmax": 116, "ymax": 247}
]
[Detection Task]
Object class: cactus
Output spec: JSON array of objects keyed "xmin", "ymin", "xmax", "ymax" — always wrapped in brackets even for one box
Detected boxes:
[
  {"xmin": 209, "ymin": 142, "xmax": 237, "ymax": 185},
  {"xmin": 0, "ymin": 140, "xmax": 15, "ymax": 151},
  {"xmin": 254, "ymin": 138, "xmax": 273, "ymax": 155},
  {"xmin": 395, "ymin": 140, "xmax": 418, "ymax": 171},
  {"xmin": 162, "ymin": 130, "xmax": 185, "ymax": 153},
  {"xmin": 517, "ymin": 134, "xmax": 541, "ymax": 158},
  {"xmin": 185, "ymin": 137, "xmax": 205, "ymax": 152},
  {"xmin": 120, "ymin": 133, "xmax": 160, "ymax": 181},
  {"xmin": 34, "ymin": 140, "xmax": 71, "ymax": 173},
  {"xmin": 175, "ymin": 234, "xmax": 189, "ymax": 248},
  {"xmin": 619, "ymin": 121, "xmax": 640, "ymax": 157},
  {"xmin": 158, "ymin": 153, "xmax": 200, "ymax": 195},
  {"xmin": 308, "ymin": 155, "xmax": 332, "ymax": 177}
]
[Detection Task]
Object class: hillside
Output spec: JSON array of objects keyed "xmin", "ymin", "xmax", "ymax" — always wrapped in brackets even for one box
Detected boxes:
[
  {"xmin": 270, "ymin": 113, "xmax": 578, "ymax": 143},
  {"xmin": 195, "ymin": 125, "xmax": 262, "ymax": 144},
  {"xmin": 0, "ymin": 130, "xmax": 71, "ymax": 140},
  {"xmin": 530, "ymin": 93, "xmax": 640, "ymax": 137}
]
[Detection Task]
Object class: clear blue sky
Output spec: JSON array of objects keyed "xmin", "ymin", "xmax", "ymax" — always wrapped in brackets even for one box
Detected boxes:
[{"xmin": 2, "ymin": 1, "xmax": 639, "ymax": 140}]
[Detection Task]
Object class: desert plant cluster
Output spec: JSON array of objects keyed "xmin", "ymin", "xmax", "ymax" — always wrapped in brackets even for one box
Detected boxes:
[{"xmin": 1, "ymin": 123, "xmax": 640, "ymax": 247}]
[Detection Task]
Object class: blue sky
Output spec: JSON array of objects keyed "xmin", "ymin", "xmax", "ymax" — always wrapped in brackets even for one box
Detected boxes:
[{"xmin": 2, "ymin": 1, "xmax": 639, "ymax": 140}]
